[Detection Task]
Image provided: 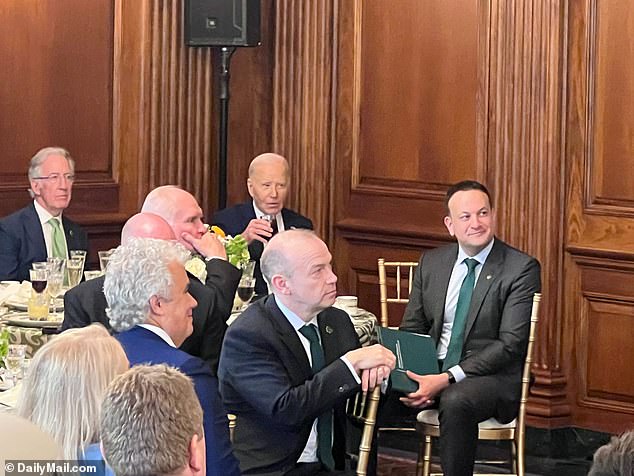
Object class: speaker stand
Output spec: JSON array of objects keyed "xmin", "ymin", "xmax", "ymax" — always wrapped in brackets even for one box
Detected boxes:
[{"xmin": 217, "ymin": 46, "xmax": 236, "ymax": 210}]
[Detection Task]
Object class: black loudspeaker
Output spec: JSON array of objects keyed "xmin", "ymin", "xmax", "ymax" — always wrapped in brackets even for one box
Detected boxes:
[{"xmin": 185, "ymin": 0, "xmax": 261, "ymax": 47}]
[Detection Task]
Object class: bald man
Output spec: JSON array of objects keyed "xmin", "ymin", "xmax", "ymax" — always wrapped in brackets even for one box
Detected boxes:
[
  {"xmin": 211, "ymin": 153, "xmax": 313, "ymax": 296},
  {"xmin": 63, "ymin": 209, "xmax": 241, "ymax": 374},
  {"xmin": 219, "ymin": 230, "xmax": 395, "ymax": 475}
]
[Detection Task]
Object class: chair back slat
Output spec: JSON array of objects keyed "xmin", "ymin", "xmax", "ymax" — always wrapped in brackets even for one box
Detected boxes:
[{"xmin": 377, "ymin": 259, "xmax": 419, "ymax": 327}]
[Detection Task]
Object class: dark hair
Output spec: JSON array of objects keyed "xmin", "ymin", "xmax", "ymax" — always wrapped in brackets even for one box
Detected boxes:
[{"xmin": 445, "ymin": 180, "xmax": 493, "ymax": 212}]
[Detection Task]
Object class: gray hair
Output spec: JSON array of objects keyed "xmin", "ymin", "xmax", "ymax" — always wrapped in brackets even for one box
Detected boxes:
[
  {"xmin": 27, "ymin": 147, "xmax": 75, "ymax": 197},
  {"xmin": 100, "ymin": 364, "xmax": 203, "ymax": 476},
  {"xmin": 104, "ymin": 238, "xmax": 190, "ymax": 332},
  {"xmin": 588, "ymin": 430, "xmax": 634, "ymax": 476},
  {"xmin": 260, "ymin": 229, "xmax": 318, "ymax": 285},
  {"xmin": 16, "ymin": 324, "xmax": 129, "ymax": 460}
]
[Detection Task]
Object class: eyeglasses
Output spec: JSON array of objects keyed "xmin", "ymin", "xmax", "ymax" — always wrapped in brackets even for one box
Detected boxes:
[{"xmin": 33, "ymin": 173, "xmax": 75, "ymax": 182}]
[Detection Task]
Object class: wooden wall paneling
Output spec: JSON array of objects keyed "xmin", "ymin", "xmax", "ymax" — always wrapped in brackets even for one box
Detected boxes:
[
  {"xmin": 271, "ymin": 0, "xmax": 336, "ymax": 241},
  {"xmin": 565, "ymin": 0, "xmax": 634, "ymax": 432},
  {"xmin": 487, "ymin": 0, "xmax": 571, "ymax": 426}
]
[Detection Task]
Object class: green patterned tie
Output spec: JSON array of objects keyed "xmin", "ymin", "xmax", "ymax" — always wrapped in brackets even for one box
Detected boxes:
[
  {"xmin": 48, "ymin": 217, "xmax": 67, "ymax": 259},
  {"xmin": 443, "ymin": 258, "xmax": 479, "ymax": 370},
  {"xmin": 299, "ymin": 324, "xmax": 335, "ymax": 470}
]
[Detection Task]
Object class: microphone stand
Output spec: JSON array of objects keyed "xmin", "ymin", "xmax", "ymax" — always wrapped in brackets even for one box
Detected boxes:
[{"xmin": 217, "ymin": 46, "xmax": 236, "ymax": 210}]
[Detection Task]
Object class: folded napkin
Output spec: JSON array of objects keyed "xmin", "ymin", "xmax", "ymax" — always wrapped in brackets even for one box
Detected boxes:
[
  {"xmin": 0, "ymin": 381, "xmax": 22, "ymax": 409},
  {"xmin": 0, "ymin": 282, "xmax": 23, "ymax": 306}
]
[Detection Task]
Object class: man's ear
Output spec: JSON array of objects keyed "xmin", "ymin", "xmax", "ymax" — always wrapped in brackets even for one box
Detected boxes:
[
  {"xmin": 187, "ymin": 434, "xmax": 205, "ymax": 476},
  {"xmin": 246, "ymin": 178, "xmax": 254, "ymax": 198},
  {"xmin": 270, "ymin": 274, "xmax": 290, "ymax": 295},
  {"xmin": 443, "ymin": 215, "xmax": 454, "ymax": 237},
  {"xmin": 30, "ymin": 180, "xmax": 40, "ymax": 197},
  {"xmin": 149, "ymin": 295, "xmax": 163, "ymax": 315}
]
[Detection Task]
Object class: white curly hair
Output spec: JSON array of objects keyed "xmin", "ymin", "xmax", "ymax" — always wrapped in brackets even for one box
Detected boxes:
[{"xmin": 104, "ymin": 238, "xmax": 190, "ymax": 332}]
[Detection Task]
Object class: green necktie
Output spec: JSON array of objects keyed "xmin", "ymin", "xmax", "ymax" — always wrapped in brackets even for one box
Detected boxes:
[
  {"xmin": 443, "ymin": 258, "xmax": 479, "ymax": 371},
  {"xmin": 48, "ymin": 217, "xmax": 67, "ymax": 259},
  {"xmin": 299, "ymin": 324, "xmax": 335, "ymax": 470}
]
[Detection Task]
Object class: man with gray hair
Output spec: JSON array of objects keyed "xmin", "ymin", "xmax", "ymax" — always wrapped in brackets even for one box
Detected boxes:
[
  {"xmin": 219, "ymin": 229, "xmax": 395, "ymax": 475},
  {"xmin": 0, "ymin": 146, "xmax": 88, "ymax": 281},
  {"xmin": 105, "ymin": 238, "xmax": 240, "ymax": 476},
  {"xmin": 101, "ymin": 364, "xmax": 206, "ymax": 476}
]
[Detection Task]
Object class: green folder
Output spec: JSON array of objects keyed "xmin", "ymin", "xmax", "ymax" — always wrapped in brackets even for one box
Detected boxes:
[{"xmin": 376, "ymin": 327, "xmax": 439, "ymax": 394}]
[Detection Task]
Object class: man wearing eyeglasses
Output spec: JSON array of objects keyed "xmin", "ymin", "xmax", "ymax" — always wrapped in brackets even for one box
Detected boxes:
[{"xmin": 0, "ymin": 147, "xmax": 88, "ymax": 281}]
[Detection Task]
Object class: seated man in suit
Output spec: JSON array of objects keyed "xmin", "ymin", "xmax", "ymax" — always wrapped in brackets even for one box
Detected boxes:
[
  {"xmin": 218, "ymin": 229, "xmax": 396, "ymax": 475},
  {"xmin": 212, "ymin": 153, "xmax": 313, "ymax": 296},
  {"xmin": 0, "ymin": 147, "xmax": 88, "ymax": 281},
  {"xmin": 397, "ymin": 180, "xmax": 541, "ymax": 476},
  {"xmin": 101, "ymin": 364, "xmax": 207, "ymax": 476},
  {"xmin": 63, "ymin": 208, "xmax": 239, "ymax": 375},
  {"xmin": 104, "ymin": 238, "xmax": 240, "ymax": 476}
]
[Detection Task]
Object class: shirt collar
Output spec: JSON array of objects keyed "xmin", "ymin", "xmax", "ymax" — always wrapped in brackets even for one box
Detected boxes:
[
  {"xmin": 274, "ymin": 295, "xmax": 318, "ymax": 331},
  {"xmin": 33, "ymin": 199, "xmax": 61, "ymax": 225},
  {"xmin": 456, "ymin": 237, "xmax": 495, "ymax": 266},
  {"xmin": 252, "ymin": 201, "xmax": 282, "ymax": 221},
  {"xmin": 137, "ymin": 323, "xmax": 177, "ymax": 348}
]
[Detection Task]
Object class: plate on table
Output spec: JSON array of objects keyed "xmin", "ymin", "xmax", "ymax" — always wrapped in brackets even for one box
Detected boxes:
[
  {"xmin": 4, "ymin": 296, "xmax": 64, "ymax": 313},
  {"xmin": 5, "ymin": 312, "xmax": 63, "ymax": 329}
]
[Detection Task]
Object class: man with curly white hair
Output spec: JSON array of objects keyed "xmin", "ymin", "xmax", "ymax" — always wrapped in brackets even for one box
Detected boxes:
[{"xmin": 104, "ymin": 238, "xmax": 240, "ymax": 476}]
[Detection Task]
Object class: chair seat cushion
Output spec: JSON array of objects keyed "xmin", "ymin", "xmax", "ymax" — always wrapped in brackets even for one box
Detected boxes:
[{"xmin": 416, "ymin": 409, "xmax": 517, "ymax": 429}]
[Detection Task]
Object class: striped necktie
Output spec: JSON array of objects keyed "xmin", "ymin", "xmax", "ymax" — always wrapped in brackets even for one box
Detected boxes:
[
  {"xmin": 443, "ymin": 258, "xmax": 479, "ymax": 370},
  {"xmin": 48, "ymin": 217, "xmax": 67, "ymax": 259}
]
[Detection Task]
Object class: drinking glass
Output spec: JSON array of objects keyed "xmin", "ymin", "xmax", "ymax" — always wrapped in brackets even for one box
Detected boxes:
[
  {"xmin": 98, "ymin": 250, "xmax": 114, "ymax": 272},
  {"xmin": 66, "ymin": 257, "xmax": 84, "ymax": 288},
  {"xmin": 70, "ymin": 250, "xmax": 87, "ymax": 277},
  {"xmin": 84, "ymin": 270, "xmax": 103, "ymax": 281},
  {"xmin": 28, "ymin": 268, "xmax": 48, "ymax": 321},
  {"xmin": 32, "ymin": 261, "xmax": 48, "ymax": 271},
  {"xmin": 262, "ymin": 214, "xmax": 278, "ymax": 237},
  {"xmin": 238, "ymin": 260, "xmax": 256, "ymax": 281},
  {"xmin": 237, "ymin": 277, "xmax": 256, "ymax": 310},
  {"xmin": 46, "ymin": 258, "xmax": 65, "ymax": 317},
  {"xmin": 4, "ymin": 344, "xmax": 26, "ymax": 383}
]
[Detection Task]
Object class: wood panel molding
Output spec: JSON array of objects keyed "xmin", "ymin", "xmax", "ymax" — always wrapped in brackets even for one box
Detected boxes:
[{"xmin": 271, "ymin": 0, "xmax": 336, "ymax": 240}]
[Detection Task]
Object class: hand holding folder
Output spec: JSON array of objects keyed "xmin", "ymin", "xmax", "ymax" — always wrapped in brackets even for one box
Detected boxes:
[{"xmin": 376, "ymin": 327, "xmax": 439, "ymax": 394}]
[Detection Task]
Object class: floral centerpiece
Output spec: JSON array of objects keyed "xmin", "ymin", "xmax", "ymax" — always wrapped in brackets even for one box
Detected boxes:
[{"xmin": 185, "ymin": 226, "xmax": 251, "ymax": 282}]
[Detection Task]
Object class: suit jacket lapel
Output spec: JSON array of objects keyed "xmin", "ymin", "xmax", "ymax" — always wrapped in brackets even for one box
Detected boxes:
[
  {"xmin": 26, "ymin": 204, "xmax": 47, "ymax": 259},
  {"xmin": 317, "ymin": 311, "xmax": 340, "ymax": 365},
  {"xmin": 265, "ymin": 297, "xmax": 312, "ymax": 378},
  {"xmin": 464, "ymin": 240, "xmax": 503, "ymax": 339},
  {"xmin": 430, "ymin": 244, "xmax": 457, "ymax": 340},
  {"xmin": 62, "ymin": 215, "xmax": 76, "ymax": 249}
]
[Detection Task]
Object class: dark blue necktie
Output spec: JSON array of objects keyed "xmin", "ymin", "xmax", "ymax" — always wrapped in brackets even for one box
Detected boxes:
[
  {"xmin": 443, "ymin": 258, "xmax": 479, "ymax": 370},
  {"xmin": 299, "ymin": 324, "xmax": 334, "ymax": 470}
]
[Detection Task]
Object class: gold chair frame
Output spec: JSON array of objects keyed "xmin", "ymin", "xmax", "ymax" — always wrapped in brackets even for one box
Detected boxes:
[
  {"xmin": 377, "ymin": 258, "xmax": 420, "ymax": 327},
  {"xmin": 416, "ymin": 293, "xmax": 542, "ymax": 476}
]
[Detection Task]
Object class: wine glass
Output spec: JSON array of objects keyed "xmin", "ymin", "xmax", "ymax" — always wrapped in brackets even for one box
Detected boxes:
[
  {"xmin": 98, "ymin": 249, "xmax": 114, "ymax": 272},
  {"xmin": 46, "ymin": 258, "xmax": 65, "ymax": 319},
  {"xmin": 237, "ymin": 277, "xmax": 255, "ymax": 310},
  {"xmin": 3, "ymin": 344, "xmax": 26, "ymax": 384},
  {"xmin": 28, "ymin": 268, "xmax": 48, "ymax": 321},
  {"xmin": 66, "ymin": 257, "xmax": 84, "ymax": 288},
  {"xmin": 70, "ymin": 250, "xmax": 87, "ymax": 277}
]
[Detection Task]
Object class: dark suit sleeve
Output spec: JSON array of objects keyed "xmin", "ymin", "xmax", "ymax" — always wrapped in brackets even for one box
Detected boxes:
[
  {"xmin": 181, "ymin": 358, "xmax": 241, "ymax": 476},
  {"xmin": 459, "ymin": 257, "xmax": 541, "ymax": 377},
  {"xmin": 0, "ymin": 223, "xmax": 20, "ymax": 280},
  {"xmin": 221, "ymin": 325, "xmax": 359, "ymax": 428},
  {"xmin": 62, "ymin": 285, "xmax": 92, "ymax": 331},
  {"xmin": 399, "ymin": 253, "xmax": 433, "ymax": 334},
  {"xmin": 204, "ymin": 259, "xmax": 241, "ymax": 319}
]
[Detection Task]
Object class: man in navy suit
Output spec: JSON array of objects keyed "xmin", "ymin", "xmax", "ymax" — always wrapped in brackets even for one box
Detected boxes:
[
  {"xmin": 218, "ymin": 230, "xmax": 395, "ymax": 475},
  {"xmin": 398, "ymin": 180, "xmax": 541, "ymax": 476},
  {"xmin": 212, "ymin": 153, "xmax": 313, "ymax": 296},
  {"xmin": 104, "ymin": 238, "xmax": 240, "ymax": 476},
  {"xmin": 0, "ymin": 147, "xmax": 88, "ymax": 281}
]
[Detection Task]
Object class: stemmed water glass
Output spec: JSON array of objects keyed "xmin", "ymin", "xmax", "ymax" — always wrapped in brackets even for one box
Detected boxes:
[
  {"xmin": 46, "ymin": 257, "xmax": 65, "ymax": 317},
  {"xmin": 70, "ymin": 250, "xmax": 87, "ymax": 279},
  {"xmin": 3, "ymin": 344, "xmax": 26, "ymax": 384},
  {"xmin": 66, "ymin": 257, "xmax": 84, "ymax": 288},
  {"xmin": 237, "ymin": 277, "xmax": 256, "ymax": 310}
]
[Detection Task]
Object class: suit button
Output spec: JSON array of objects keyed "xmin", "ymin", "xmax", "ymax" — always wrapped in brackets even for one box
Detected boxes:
[{"xmin": 338, "ymin": 385, "xmax": 349, "ymax": 393}]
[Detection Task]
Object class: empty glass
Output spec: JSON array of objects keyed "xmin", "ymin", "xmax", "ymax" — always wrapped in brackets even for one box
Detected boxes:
[
  {"xmin": 98, "ymin": 250, "xmax": 114, "ymax": 272},
  {"xmin": 4, "ymin": 344, "xmax": 26, "ymax": 383},
  {"xmin": 46, "ymin": 257, "xmax": 65, "ymax": 315},
  {"xmin": 84, "ymin": 270, "xmax": 103, "ymax": 281}
]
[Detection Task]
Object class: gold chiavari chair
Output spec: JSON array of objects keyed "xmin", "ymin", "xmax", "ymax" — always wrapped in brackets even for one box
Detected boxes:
[{"xmin": 415, "ymin": 293, "xmax": 542, "ymax": 476}]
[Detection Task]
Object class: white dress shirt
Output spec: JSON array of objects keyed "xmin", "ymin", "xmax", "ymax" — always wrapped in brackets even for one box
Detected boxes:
[
  {"xmin": 438, "ymin": 238, "xmax": 494, "ymax": 382},
  {"xmin": 253, "ymin": 201, "xmax": 285, "ymax": 232},
  {"xmin": 33, "ymin": 200, "xmax": 68, "ymax": 259},
  {"xmin": 138, "ymin": 323, "xmax": 177, "ymax": 348}
]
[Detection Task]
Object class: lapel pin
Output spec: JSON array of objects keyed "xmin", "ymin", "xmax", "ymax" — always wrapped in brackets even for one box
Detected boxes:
[
  {"xmin": 486, "ymin": 275, "xmax": 492, "ymax": 280},
  {"xmin": 325, "ymin": 325, "xmax": 334, "ymax": 334}
]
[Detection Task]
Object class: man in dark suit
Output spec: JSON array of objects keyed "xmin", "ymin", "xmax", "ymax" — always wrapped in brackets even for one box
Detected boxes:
[
  {"xmin": 398, "ymin": 180, "xmax": 541, "ymax": 476},
  {"xmin": 0, "ymin": 147, "xmax": 88, "ymax": 281},
  {"xmin": 63, "ymin": 210, "xmax": 239, "ymax": 374},
  {"xmin": 104, "ymin": 238, "xmax": 241, "ymax": 476},
  {"xmin": 218, "ymin": 229, "xmax": 395, "ymax": 475},
  {"xmin": 212, "ymin": 153, "xmax": 313, "ymax": 296}
]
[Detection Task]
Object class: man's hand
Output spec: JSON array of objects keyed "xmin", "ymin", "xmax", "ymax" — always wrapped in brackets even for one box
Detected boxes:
[
  {"xmin": 182, "ymin": 231, "xmax": 227, "ymax": 260},
  {"xmin": 240, "ymin": 218, "xmax": 274, "ymax": 244},
  {"xmin": 344, "ymin": 345, "xmax": 396, "ymax": 391},
  {"xmin": 399, "ymin": 371, "xmax": 450, "ymax": 408}
]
